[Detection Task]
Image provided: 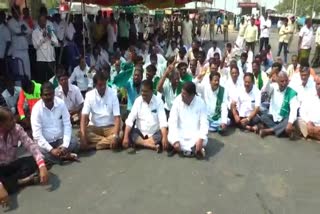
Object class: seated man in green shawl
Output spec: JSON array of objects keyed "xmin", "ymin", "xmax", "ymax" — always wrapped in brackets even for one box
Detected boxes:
[
  {"xmin": 259, "ymin": 71, "xmax": 299, "ymax": 138},
  {"xmin": 194, "ymin": 71, "xmax": 228, "ymax": 133}
]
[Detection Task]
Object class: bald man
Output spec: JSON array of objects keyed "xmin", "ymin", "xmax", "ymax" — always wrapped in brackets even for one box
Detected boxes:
[
  {"xmin": 297, "ymin": 77, "xmax": 320, "ymax": 140},
  {"xmin": 259, "ymin": 72, "xmax": 299, "ymax": 138}
]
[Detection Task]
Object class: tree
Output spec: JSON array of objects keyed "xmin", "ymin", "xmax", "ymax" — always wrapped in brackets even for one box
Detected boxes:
[{"xmin": 275, "ymin": 0, "xmax": 320, "ymax": 17}]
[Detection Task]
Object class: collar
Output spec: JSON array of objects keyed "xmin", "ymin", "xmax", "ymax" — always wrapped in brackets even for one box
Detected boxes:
[
  {"xmin": 41, "ymin": 97, "xmax": 59, "ymax": 110},
  {"xmin": 94, "ymin": 87, "xmax": 107, "ymax": 98},
  {"xmin": 58, "ymin": 83, "xmax": 73, "ymax": 93}
]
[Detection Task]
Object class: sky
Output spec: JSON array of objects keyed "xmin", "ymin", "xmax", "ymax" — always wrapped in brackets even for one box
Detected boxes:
[{"xmin": 213, "ymin": 0, "xmax": 280, "ymax": 13}]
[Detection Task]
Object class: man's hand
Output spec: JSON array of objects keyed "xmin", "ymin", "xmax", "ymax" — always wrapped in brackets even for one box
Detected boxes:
[
  {"xmin": 50, "ymin": 148, "xmax": 61, "ymax": 158},
  {"xmin": 161, "ymin": 136, "xmax": 169, "ymax": 151},
  {"xmin": 195, "ymin": 139, "xmax": 204, "ymax": 153},
  {"xmin": 286, "ymin": 123, "xmax": 293, "ymax": 135},
  {"xmin": 234, "ymin": 115, "xmax": 241, "ymax": 124},
  {"xmin": 0, "ymin": 184, "xmax": 9, "ymax": 208},
  {"xmin": 39, "ymin": 166, "xmax": 49, "ymax": 185},
  {"xmin": 122, "ymin": 136, "xmax": 130, "ymax": 149},
  {"xmin": 110, "ymin": 135, "xmax": 119, "ymax": 149},
  {"xmin": 240, "ymin": 118, "xmax": 249, "ymax": 126},
  {"xmin": 220, "ymin": 123, "xmax": 227, "ymax": 131},
  {"xmin": 173, "ymin": 142, "xmax": 181, "ymax": 152},
  {"xmin": 58, "ymin": 147, "xmax": 68, "ymax": 157}
]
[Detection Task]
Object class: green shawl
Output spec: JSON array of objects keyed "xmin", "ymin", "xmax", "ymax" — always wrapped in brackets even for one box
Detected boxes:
[
  {"xmin": 257, "ymin": 71, "xmax": 263, "ymax": 90},
  {"xmin": 211, "ymin": 86, "xmax": 225, "ymax": 121},
  {"xmin": 279, "ymin": 87, "xmax": 297, "ymax": 118}
]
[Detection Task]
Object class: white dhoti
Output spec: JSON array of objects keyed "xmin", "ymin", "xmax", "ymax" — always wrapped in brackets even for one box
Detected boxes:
[
  {"xmin": 12, "ymin": 49, "xmax": 31, "ymax": 79},
  {"xmin": 235, "ymin": 35, "xmax": 245, "ymax": 51},
  {"xmin": 168, "ymin": 132, "xmax": 208, "ymax": 152}
]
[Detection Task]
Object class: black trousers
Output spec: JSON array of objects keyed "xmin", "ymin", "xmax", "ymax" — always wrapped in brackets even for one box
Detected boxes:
[
  {"xmin": 260, "ymin": 37, "xmax": 269, "ymax": 52},
  {"xmin": 36, "ymin": 61, "xmax": 55, "ymax": 83},
  {"xmin": 0, "ymin": 156, "xmax": 38, "ymax": 194},
  {"xmin": 118, "ymin": 37, "xmax": 129, "ymax": 51},
  {"xmin": 246, "ymin": 41, "xmax": 256, "ymax": 54}
]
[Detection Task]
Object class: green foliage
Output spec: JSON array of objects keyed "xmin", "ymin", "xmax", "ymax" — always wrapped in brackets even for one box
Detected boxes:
[{"xmin": 275, "ymin": 0, "xmax": 320, "ymax": 16}]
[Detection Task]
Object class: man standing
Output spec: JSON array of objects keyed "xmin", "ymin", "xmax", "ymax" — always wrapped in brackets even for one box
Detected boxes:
[
  {"xmin": 0, "ymin": 11, "xmax": 11, "ymax": 77},
  {"xmin": 32, "ymin": 15, "xmax": 59, "ymax": 83},
  {"xmin": 168, "ymin": 82, "xmax": 208, "ymax": 159},
  {"xmin": 209, "ymin": 16, "xmax": 215, "ymax": 41},
  {"xmin": 277, "ymin": 18, "xmax": 290, "ymax": 64},
  {"xmin": 298, "ymin": 18, "xmax": 314, "ymax": 64},
  {"xmin": 31, "ymin": 82, "xmax": 79, "ymax": 164},
  {"xmin": 123, "ymin": 80, "xmax": 168, "ymax": 153},
  {"xmin": 118, "ymin": 13, "xmax": 130, "ymax": 51},
  {"xmin": 259, "ymin": 72, "xmax": 299, "ymax": 138},
  {"xmin": 260, "ymin": 15, "xmax": 272, "ymax": 52},
  {"xmin": 182, "ymin": 15, "xmax": 193, "ymax": 48},
  {"xmin": 80, "ymin": 72, "xmax": 122, "ymax": 150},
  {"xmin": 244, "ymin": 18, "xmax": 258, "ymax": 53},
  {"xmin": 7, "ymin": 5, "xmax": 31, "ymax": 79},
  {"xmin": 312, "ymin": 24, "xmax": 320, "ymax": 68},
  {"xmin": 216, "ymin": 16, "xmax": 223, "ymax": 34},
  {"xmin": 0, "ymin": 108, "xmax": 49, "ymax": 207}
]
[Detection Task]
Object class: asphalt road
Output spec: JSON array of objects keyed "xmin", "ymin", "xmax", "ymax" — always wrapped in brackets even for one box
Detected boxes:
[{"xmin": 4, "ymin": 29, "xmax": 320, "ymax": 214}]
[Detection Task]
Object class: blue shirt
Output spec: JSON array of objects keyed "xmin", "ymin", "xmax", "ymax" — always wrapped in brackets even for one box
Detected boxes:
[
  {"xmin": 125, "ymin": 79, "xmax": 140, "ymax": 111},
  {"xmin": 262, "ymin": 59, "xmax": 273, "ymax": 72}
]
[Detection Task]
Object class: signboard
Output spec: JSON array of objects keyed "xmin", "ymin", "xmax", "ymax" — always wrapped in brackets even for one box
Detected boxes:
[{"xmin": 238, "ymin": 2, "xmax": 258, "ymax": 8}]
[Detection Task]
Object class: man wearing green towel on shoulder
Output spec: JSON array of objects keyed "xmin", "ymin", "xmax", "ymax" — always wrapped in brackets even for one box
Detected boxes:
[{"xmin": 259, "ymin": 71, "xmax": 299, "ymax": 139}]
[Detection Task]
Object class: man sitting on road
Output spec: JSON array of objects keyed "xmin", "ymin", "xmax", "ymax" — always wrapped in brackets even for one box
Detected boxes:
[
  {"xmin": 195, "ymin": 71, "xmax": 228, "ymax": 133},
  {"xmin": 167, "ymin": 82, "xmax": 208, "ymax": 159},
  {"xmin": 55, "ymin": 67, "xmax": 84, "ymax": 125},
  {"xmin": 0, "ymin": 107, "xmax": 49, "ymax": 208},
  {"xmin": 231, "ymin": 73, "xmax": 261, "ymax": 132},
  {"xmin": 259, "ymin": 72, "xmax": 299, "ymax": 138},
  {"xmin": 297, "ymin": 77, "xmax": 320, "ymax": 140},
  {"xmin": 80, "ymin": 72, "xmax": 122, "ymax": 150},
  {"xmin": 123, "ymin": 80, "xmax": 168, "ymax": 153},
  {"xmin": 31, "ymin": 82, "xmax": 79, "ymax": 165}
]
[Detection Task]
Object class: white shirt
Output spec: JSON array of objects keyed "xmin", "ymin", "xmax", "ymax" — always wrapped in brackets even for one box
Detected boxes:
[
  {"xmin": 69, "ymin": 65, "xmax": 92, "ymax": 91},
  {"xmin": 55, "ymin": 83, "xmax": 84, "ymax": 111},
  {"xmin": 31, "ymin": 97, "xmax": 72, "ymax": 152},
  {"xmin": 145, "ymin": 53, "xmax": 167, "ymax": 66},
  {"xmin": 206, "ymin": 47, "xmax": 222, "ymax": 61},
  {"xmin": 1, "ymin": 86, "xmax": 21, "ymax": 114},
  {"xmin": 65, "ymin": 23, "xmax": 75, "ymax": 44},
  {"xmin": 316, "ymin": 26, "xmax": 320, "ymax": 45},
  {"xmin": 32, "ymin": 26, "xmax": 59, "ymax": 62},
  {"xmin": 0, "ymin": 24, "xmax": 11, "ymax": 58},
  {"xmin": 53, "ymin": 20, "xmax": 66, "ymax": 44},
  {"xmin": 161, "ymin": 79, "xmax": 181, "ymax": 111},
  {"xmin": 263, "ymin": 82, "xmax": 299, "ymax": 123},
  {"xmin": 236, "ymin": 86, "xmax": 261, "ymax": 117},
  {"xmin": 7, "ymin": 18, "xmax": 31, "ymax": 52},
  {"xmin": 289, "ymin": 76, "xmax": 317, "ymax": 105},
  {"xmin": 299, "ymin": 25, "xmax": 314, "ymax": 49},
  {"xmin": 82, "ymin": 88, "xmax": 120, "ymax": 127},
  {"xmin": 226, "ymin": 78, "xmax": 243, "ymax": 109},
  {"xmin": 168, "ymin": 95, "xmax": 208, "ymax": 146},
  {"xmin": 195, "ymin": 79, "xmax": 228, "ymax": 124},
  {"xmin": 300, "ymin": 94, "xmax": 320, "ymax": 126},
  {"xmin": 260, "ymin": 19, "xmax": 272, "ymax": 38},
  {"xmin": 126, "ymin": 95, "xmax": 167, "ymax": 137}
]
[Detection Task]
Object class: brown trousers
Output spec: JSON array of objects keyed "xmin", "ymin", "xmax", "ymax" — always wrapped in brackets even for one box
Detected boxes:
[{"xmin": 86, "ymin": 125, "xmax": 123, "ymax": 150}]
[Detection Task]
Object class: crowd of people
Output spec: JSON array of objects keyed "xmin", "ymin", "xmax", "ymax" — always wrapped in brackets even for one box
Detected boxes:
[{"xmin": 0, "ymin": 4, "xmax": 320, "ymax": 207}]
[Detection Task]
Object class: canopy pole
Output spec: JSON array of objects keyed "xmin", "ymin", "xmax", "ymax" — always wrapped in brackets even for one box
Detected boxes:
[{"xmin": 58, "ymin": 0, "xmax": 73, "ymax": 65}]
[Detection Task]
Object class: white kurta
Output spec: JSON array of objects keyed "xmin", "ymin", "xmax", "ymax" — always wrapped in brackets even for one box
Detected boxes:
[
  {"xmin": 168, "ymin": 95, "xmax": 208, "ymax": 151},
  {"xmin": 182, "ymin": 20, "xmax": 193, "ymax": 48}
]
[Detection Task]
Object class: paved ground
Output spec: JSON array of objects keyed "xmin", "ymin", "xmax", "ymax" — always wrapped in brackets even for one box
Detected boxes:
[{"xmin": 4, "ymin": 29, "xmax": 320, "ymax": 214}]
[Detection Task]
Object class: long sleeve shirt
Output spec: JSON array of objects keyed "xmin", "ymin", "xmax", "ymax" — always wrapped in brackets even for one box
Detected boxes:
[
  {"xmin": 0, "ymin": 124, "xmax": 43, "ymax": 165},
  {"xmin": 31, "ymin": 97, "xmax": 72, "ymax": 152},
  {"xmin": 168, "ymin": 95, "xmax": 208, "ymax": 143},
  {"xmin": 279, "ymin": 25, "xmax": 290, "ymax": 43},
  {"xmin": 7, "ymin": 18, "xmax": 31, "ymax": 52},
  {"xmin": 262, "ymin": 81, "xmax": 299, "ymax": 124},
  {"xmin": 125, "ymin": 95, "xmax": 167, "ymax": 137},
  {"xmin": 32, "ymin": 26, "xmax": 59, "ymax": 62}
]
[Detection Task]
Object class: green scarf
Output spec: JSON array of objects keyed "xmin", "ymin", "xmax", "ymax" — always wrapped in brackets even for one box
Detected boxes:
[
  {"xmin": 211, "ymin": 86, "xmax": 225, "ymax": 121},
  {"xmin": 112, "ymin": 62, "xmax": 135, "ymax": 88},
  {"xmin": 257, "ymin": 71, "xmax": 263, "ymax": 90},
  {"xmin": 181, "ymin": 73, "xmax": 193, "ymax": 84},
  {"xmin": 153, "ymin": 76, "xmax": 160, "ymax": 94},
  {"xmin": 279, "ymin": 87, "xmax": 297, "ymax": 118},
  {"xmin": 53, "ymin": 77, "xmax": 59, "ymax": 89}
]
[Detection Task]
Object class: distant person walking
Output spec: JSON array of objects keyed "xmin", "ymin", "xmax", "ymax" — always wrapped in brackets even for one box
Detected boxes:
[
  {"xmin": 216, "ymin": 16, "xmax": 223, "ymax": 34},
  {"xmin": 298, "ymin": 18, "xmax": 313, "ymax": 64}
]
